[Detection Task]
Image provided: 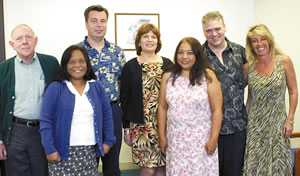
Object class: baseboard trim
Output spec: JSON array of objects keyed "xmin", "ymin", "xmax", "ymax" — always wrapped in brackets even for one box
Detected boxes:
[
  {"xmin": 120, "ymin": 162, "xmax": 139, "ymax": 170},
  {"xmin": 98, "ymin": 162, "xmax": 139, "ymax": 171}
]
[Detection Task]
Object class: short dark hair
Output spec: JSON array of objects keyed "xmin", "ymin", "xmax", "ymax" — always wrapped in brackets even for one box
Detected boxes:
[
  {"xmin": 171, "ymin": 37, "xmax": 212, "ymax": 86},
  {"xmin": 135, "ymin": 22, "xmax": 162, "ymax": 56},
  {"xmin": 55, "ymin": 45, "xmax": 96, "ymax": 82},
  {"xmin": 84, "ymin": 5, "xmax": 109, "ymax": 22}
]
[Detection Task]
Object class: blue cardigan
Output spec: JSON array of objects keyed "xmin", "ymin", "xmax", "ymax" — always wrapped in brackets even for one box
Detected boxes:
[{"xmin": 40, "ymin": 80, "xmax": 116, "ymax": 161}]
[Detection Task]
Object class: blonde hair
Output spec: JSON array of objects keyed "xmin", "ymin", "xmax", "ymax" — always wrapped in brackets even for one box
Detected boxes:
[
  {"xmin": 245, "ymin": 24, "xmax": 283, "ymax": 67},
  {"xmin": 202, "ymin": 11, "xmax": 225, "ymax": 30}
]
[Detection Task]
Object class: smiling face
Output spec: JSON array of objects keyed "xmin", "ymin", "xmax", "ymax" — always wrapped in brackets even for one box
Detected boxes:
[
  {"xmin": 67, "ymin": 50, "xmax": 87, "ymax": 81},
  {"xmin": 9, "ymin": 25, "xmax": 38, "ymax": 61},
  {"xmin": 250, "ymin": 34, "xmax": 270, "ymax": 57},
  {"xmin": 177, "ymin": 41, "xmax": 196, "ymax": 71},
  {"xmin": 203, "ymin": 19, "xmax": 226, "ymax": 49},
  {"xmin": 139, "ymin": 31, "xmax": 158, "ymax": 54},
  {"xmin": 86, "ymin": 10, "xmax": 107, "ymax": 41}
]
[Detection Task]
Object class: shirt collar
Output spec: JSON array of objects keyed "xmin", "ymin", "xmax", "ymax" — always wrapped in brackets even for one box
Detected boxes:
[
  {"xmin": 16, "ymin": 53, "xmax": 38, "ymax": 64},
  {"xmin": 83, "ymin": 36, "xmax": 110, "ymax": 50},
  {"xmin": 65, "ymin": 79, "xmax": 95, "ymax": 95},
  {"xmin": 225, "ymin": 38, "xmax": 234, "ymax": 50},
  {"xmin": 204, "ymin": 37, "xmax": 233, "ymax": 53}
]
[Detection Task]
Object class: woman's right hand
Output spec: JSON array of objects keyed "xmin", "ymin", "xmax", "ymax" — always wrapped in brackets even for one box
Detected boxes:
[
  {"xmin": 124, "ymin": 133, "xmax": 132, "ymax": 146},
  {"xmin": 47, "ymin": 152, "xmax": 61, "ymax": 164},
  {"xmin": 159, "ymin": 136, "xmax": 168, "ymax": 151},
  {"xmin": 205, "ymin": 138, "xmax": 217, "ymax": 155}
]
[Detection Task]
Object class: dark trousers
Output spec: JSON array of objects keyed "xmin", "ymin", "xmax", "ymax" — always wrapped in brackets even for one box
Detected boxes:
[
  {"xmin": 5, "ymin": 122, "xmax": 48, "ymax": 176},
  {"xmin": 218, "ymin": 130, "xmax": 246, "ymax": 176},
  {"xmin": 99, "ymin": 103, "xmax": 122, "ymax": 176},
  {"xmin": 0, "ymin": 160, "xmax": 5, "ymax": 176}
]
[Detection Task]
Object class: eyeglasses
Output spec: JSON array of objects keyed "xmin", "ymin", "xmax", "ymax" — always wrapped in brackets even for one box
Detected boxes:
[{"xmin": 177, "ymin": 50, "xmax": 194, "ymax": 56}]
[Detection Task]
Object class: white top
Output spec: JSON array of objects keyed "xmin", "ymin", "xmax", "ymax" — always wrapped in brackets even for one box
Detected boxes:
[{"xmin": 66, "ymin": 81, "xmax": 96, "ymax": 146}]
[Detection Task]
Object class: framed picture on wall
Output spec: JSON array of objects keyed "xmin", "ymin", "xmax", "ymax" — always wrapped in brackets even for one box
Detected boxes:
[{"xmin": 114, "ymin": 13, "xmax": 160, "ymax": 51}]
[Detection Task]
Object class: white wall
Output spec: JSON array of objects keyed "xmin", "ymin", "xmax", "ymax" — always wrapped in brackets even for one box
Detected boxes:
[
  {"xmin": 3, "ymin": 0, "xmax": 255, "ymax": 61},
  {"xmin": 3, "ymin": 0, "xmax": 255, "ymax": 163},
  {"xmin": 255, "ymin": 0, "xmax": 300, "ymax": 147}
]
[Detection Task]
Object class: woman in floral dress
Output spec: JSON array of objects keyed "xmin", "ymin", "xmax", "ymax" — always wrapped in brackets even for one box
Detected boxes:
[
  {"xmin": 120, "ymin": 23, "xmax": 173, "ymax": 176},
  {"xmin": 243, "ymin": 24, "xmax": 298, "ymax": 176},
  {"xmin": 158, "ymin": 37, "xmax": 222, "ymax": 176}
]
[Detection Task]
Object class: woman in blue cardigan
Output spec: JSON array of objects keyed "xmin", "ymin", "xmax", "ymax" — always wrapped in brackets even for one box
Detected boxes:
[{"xmin": 40, "ymin": 45, "xmax": 115, "ymax": 176}]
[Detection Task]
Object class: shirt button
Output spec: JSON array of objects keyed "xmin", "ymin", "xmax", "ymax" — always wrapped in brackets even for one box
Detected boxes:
[
  {"xmin": 8, "ymin": 127, "xmax": 11, "ymax": 130},
  {"xmin": 96, "ymin": 131, "xmax": 98, "ymax": 133},
  {"xmin": 11, "ymin": 96, "xmax": 15, "ymax": 99},
  {"xmin": 9, "ymin": 111, "xmax": 12, "ymax": 114}
]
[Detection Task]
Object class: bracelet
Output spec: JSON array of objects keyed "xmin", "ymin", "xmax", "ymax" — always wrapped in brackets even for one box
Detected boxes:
[{"xmin": 286, "ymin": 120, "xmax": 294, "ymax": 124}]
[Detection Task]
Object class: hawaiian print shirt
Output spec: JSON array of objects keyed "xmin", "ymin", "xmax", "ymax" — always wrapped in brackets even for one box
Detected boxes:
[
  {"xmin": 79, "ymin": 37, "xmax": 126, "ymax": 101},
  {"xmin": 203, "ymin": 38, "xmax": 248, "ymax": 135}
]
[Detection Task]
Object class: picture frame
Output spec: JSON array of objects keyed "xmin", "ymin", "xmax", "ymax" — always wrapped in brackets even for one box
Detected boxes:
[{"xmin": 114, "ymin": 13, "xmax": 160, "ymax": 51}]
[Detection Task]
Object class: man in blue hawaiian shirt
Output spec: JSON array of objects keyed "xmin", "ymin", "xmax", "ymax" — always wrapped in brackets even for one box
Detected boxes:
[
  {"xmin": 79, "ymin": 5, "xmax": 126, "ymax": 176},
  {"xmin": 202, "ymin": 11, "xmax": 248, "ymax": 176}
]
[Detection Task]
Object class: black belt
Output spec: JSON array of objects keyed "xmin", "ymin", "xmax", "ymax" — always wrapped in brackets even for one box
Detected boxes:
[
  {"xmin": 110, "ymin": 100, "xmax": 120, "ymax": 106},
  {"xmin": 13, "ymin": 116, "xmax": 40, "ymax": 127}
]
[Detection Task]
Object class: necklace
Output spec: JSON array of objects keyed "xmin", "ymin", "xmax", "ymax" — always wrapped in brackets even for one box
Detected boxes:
[{"xmin": 138, "ymin": 55, "xmax": 161, "ymax": 63}]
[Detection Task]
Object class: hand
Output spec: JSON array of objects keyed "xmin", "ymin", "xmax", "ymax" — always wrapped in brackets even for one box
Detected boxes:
[
  {"xmin": 47, "ymin": 152, "xmax": 61, "ymax": 164},
  {"xmin": 103, "ymin": 144, "xmax": 111, "ymax": 154},
  {"xmin": 124, "ymin": 133, "xmax": 132, "ymax": 146},
  {"xmin": 0, "ymin": 144, "xmax": 7, "ymax": 160},
  {"xmin": 283, "ymin": 122, "xmax": 293, "ymax": 138},
  {"xmin": 205, "ymin": 138, "xmax": 217, "ymax": 155},
  {"xmin": 159, "ymin": 135, "xmax": 168, "ymax": 151}
]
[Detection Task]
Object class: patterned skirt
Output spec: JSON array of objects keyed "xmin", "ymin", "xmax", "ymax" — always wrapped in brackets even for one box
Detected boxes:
[
  {"xmin": 130, "ymin": 117, "xmax": 166, "ymax": 168},
  {"xmin": 48, "ymin": 145, "xmax": 98, "ymax": 176}
]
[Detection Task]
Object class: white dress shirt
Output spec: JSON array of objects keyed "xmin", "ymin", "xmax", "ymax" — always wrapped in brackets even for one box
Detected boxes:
[{"xmin": 66, "ymin": 81, "xmax": 96, "ymax": 146}]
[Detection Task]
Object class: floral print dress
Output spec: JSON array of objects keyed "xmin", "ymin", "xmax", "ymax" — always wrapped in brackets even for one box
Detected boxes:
[
  {"xmin": 130, "ymin": 62, "xmax": 166, "ymax": 168},
  {"xmin": 165, "ymin": 76, "xmax": 219, "ymax": 176}
]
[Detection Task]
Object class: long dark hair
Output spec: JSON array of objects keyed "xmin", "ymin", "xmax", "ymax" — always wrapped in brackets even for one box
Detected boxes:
[
  {"xmin": 55, "ymin": 45, "xmax": 96, "ymax": 82},
  {"xmin": 170, "ymin": 37, "xmax": 212, "ymax": 86}
]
